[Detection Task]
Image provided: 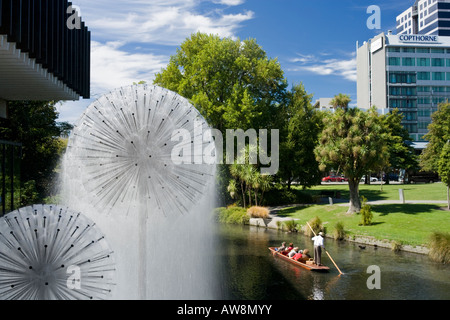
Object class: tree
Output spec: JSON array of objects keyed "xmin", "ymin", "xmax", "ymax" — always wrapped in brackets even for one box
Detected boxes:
[
  {"xmin": 0, "ymin": 101, "xmax": 66, "ymax": 198},
  {"xmin": 314, "ymin": 107, "xmax": 389, "ymax": 213},
  {"xmin": 330, "ymin": 93, "xmax": 351, "ymax": 110},
  {"xmin": 278, "ymin": 83, "xmax": 324, "ymax": 189},
  {"xmin": 438, "ymin": 141, "xmax": 450, "ymax": 210},
  {"xmin": 153, "ymin": 32, "xmax": 287, "ymax": 132},
  {"xmin": 420, "ymin": 103, "xmax": 450, "ymax": 172}
]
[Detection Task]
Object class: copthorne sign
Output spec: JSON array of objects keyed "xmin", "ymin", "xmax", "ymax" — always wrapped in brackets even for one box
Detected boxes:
[{"xmin": 398, "ymin": 35, "xmax": 439, "ymax": 43}]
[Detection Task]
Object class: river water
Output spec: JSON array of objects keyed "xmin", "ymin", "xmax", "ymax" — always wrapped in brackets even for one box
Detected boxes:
[{"xmin": 214, "ymin": 224, "xmax": 450, "ymax": 300}]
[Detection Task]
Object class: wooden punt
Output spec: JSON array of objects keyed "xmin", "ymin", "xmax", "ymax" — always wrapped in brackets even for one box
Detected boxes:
[{"xmin": 268, "ymin": 247, "xmax": 330, "ymax": 272}]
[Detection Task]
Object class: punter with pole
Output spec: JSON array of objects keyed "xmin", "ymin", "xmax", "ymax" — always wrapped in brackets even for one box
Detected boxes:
[
  {"xmin": 311, "ymin": 231, "xmax": 325, "ymax": 266},
  {"xmin": 307, "ymin": 222, "xmax": 344, "ymax": 275}
]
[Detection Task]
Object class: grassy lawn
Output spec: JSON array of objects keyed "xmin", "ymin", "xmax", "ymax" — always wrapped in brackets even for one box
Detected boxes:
[
  {"xmin": 277, "ymin": 203, "xmax": 450, "ymax": 247},
  {"xmin": 296, "ymin": 182, "xmax": 448, "ymax": 202}
]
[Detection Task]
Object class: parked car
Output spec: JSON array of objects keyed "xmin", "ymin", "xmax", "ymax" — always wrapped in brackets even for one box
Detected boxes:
[
  {"xmin": 408, "ymin": 171, "xmax": 440, "ymax": 183},
  {"xmin": 360, "ymin": 176, "xmax": 379, "ymax": 182},
  {"xmin": 322, "ymin": 175, "xmax": 343, "ymax": 182},
  {"xmin": 382, "ymin": 173, "xmax": 399, "ymax": 182}
]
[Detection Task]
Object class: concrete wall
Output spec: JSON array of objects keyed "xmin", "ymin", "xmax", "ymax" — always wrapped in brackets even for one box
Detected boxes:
[
  {"xmin": 370, "ymin": 34, "xmax": 388, "ymax": 110},
  {"xmin": 357, "ymin": 42, "xmax": 370, "ymax": 109}
]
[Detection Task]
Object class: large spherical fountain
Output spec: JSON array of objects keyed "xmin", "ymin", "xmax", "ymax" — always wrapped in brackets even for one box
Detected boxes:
[
  {"xmin": 0, "ymin": 204, "xmax": 115, "ymax": 300},
  {"xmin": 61, "ymin": 85, "xmax": 218, "ymax": 299}
]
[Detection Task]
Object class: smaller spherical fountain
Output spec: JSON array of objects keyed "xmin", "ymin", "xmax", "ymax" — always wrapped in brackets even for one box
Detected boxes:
[{"xmin": 0, "ymin": 204, "xmax": 115, "ymax": 300}]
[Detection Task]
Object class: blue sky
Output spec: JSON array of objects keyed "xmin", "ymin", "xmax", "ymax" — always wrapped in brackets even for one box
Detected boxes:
[{"xmin": 60, "ymin": 0, "xmax": 414, "ymax": 123}]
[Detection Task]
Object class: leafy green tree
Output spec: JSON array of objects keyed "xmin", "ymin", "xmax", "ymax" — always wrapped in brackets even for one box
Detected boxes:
[
  {"xmin": 420, "ymin": 103, "xmax": 450, "ymax": 172},
  {"xmin": 314, "ymin": 107, "xmax": 389, "ymax": 213},
  {"xmin": 0, "ymin": 101, "xmax": 66, "ymax": 198},
  {"xmin": 153, "ymin": 32, "xmax": 287, "ymax": 132},
  {"xmin": 278, "ymin": 83, "xmax": 323, "ymax": 189},
  {"xmin": 438, "ymin": 141, "xmax": 450, "ymax": 210}
]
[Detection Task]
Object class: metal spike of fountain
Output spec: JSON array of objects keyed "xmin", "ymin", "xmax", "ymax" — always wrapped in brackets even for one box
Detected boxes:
[{"xmin": 0, "ymin": 204, "xmax": 116, "ymax": 300}]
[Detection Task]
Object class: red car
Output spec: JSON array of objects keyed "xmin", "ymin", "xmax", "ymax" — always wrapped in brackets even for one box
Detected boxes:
[{"xmin": 322, "ymin": 175, "xmax": 343, "ymax": 182}]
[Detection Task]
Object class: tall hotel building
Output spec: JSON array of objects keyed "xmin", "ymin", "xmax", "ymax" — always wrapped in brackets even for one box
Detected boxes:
[{"xmin": 357, "ymin": 0, "xmax": 450, "ymax": 144}]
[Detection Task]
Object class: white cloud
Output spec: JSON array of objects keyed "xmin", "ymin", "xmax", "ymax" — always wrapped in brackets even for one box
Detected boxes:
[
  {"xmin": 57, "ymin": 41, "xmax": 169, "ymax": 123},
  {"xmin": 72, "ymin": 0, "xmax": 253, "ymax": 45},
  {"xmin": 289, "ymin": 52, "xmax": 357, "ymax": 82},
  {"xmin": 89, "ymin": 41, "xmax": 168, "ymax": 95},
  {"xmin": 213, "ymin": 0, "xmax": 245, "ymax": 5},
  {"xmin": 58, "ymin": 0, "xmax": 254, "ymax": 123}
]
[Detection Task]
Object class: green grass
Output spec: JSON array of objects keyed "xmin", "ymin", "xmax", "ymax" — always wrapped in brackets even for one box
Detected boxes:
[
  {"xmin": 277, "ymin": 203, "xmax": 450, "ymax": 247},
  {"xmin": 297, "ymin": 182, "xmax": 447, "ymax": 202}
]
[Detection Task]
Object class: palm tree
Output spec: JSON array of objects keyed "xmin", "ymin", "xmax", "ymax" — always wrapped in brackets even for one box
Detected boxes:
[{"xmin": 330, "ymin": 93, "xmax": 351, "ymax": 110}]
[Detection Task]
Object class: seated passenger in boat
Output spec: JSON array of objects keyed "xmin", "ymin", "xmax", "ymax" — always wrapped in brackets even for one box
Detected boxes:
[
  {"xmin": 297, "ymin": 249, "xmax": 311, "ymax": 263},
  {"xmin": 292, "ymin": 250, "xmax": 303, "ymax": 261},
  {"xmin": 288, "ymin": 247, "xmax": 299, "ymax": 258},
  {"xmin": 281, "ymin": 243, "xmax": 294, "ymax": 255},
  {"xmin": 276, "ymin": 242, "xmax": 286, "ymax": 252}
]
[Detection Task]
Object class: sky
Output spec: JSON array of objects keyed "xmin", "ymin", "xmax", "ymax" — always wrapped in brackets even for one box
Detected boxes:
[{"xmin": 58, "ymin": 0, "xmax": 415, "ymax": 123}]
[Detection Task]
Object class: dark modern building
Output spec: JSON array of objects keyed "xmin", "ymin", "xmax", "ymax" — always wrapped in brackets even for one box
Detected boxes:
[{"xmin": 0, "ymin": 0, "xmax": 90, "ymax": 214}]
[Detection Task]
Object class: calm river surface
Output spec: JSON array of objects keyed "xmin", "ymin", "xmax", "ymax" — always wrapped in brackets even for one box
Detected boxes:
[{"xmin": 214, "ymin": 224, "xmax": 450, "ymax": 300}]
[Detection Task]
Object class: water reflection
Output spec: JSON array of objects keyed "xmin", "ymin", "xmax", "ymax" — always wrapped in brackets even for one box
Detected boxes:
[{"xmin": 216, "ymin": 224, "xmax": 450, "ymax": 300}]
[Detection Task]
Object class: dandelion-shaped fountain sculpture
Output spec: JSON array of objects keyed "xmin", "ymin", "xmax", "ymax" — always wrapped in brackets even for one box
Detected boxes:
[
  {"xmin": 67, "ymin": 84, "xmax": 215, "ymax": 218},
  {"xmin": 0, "ymin": 205, "xmax": 115, "ymax": 300},
  {"xmin": 65, "ymin": 85, "xmax": 216, "ymax": 299}
]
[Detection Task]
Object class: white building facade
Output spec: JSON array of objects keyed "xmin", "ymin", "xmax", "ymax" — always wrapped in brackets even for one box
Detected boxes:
[{"xmin": 357, "ymin": 32, "xmax": 450, "ymax": 142}]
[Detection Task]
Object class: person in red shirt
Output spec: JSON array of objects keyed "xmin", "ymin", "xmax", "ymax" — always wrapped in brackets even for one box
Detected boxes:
[
  {"xmin": 292, "ymin": 250, "xmax": 303, "ymax": 261},
  {"xmin": 281, "ymin": 243, "xmax": 294, "ymax": 255}
]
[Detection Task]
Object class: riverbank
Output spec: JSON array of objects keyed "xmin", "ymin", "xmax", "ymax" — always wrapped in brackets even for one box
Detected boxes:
[{"xmin": 244, "ymin": 200, "xmax": 449, "ymax": 256}]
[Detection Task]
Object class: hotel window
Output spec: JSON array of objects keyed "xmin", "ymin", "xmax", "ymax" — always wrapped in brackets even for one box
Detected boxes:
[
  {"xmin": 418, "ymin": 121, "xmax": 430, "ymax": 130},
  {"xmin": 388, "ymin": 72, "xmax": 416, "ymax": 83},
  {"xmin": 402, "ymin": 57, "xmax": 415, "ymax": 66},
  {"xmin": 416, "ymin": 47, "xmax": 430, "ymax": 53},
  {"xmin": 432, "ymin": 72, "xmax": 445, "ymax": 80},
  {"xmin": 418, "ymin": 109, "xmax": 431, "ymax": 117},
  {"xmin": 431, "ymin": 58, "xmax": 445, "ymax": 66},
  {"xmin": 432, "ymin": 86, "xmax": 445, "ymax": 92},
  {"xmin": 388, "ymin": 57, "xmax": 401, "ymax": 66},
  {"xmin": 446, "ymin": 73, "xmax": 450, "ymax": 80},
  {"xmin": 387, "ymin": 47, "xmax": 401, "ymax": 52},
  {"xmin": 417, "ymin": 72, "xmax": 431, "ymax": 80},
  {"xmin": 402, "ymin": 47, "xmax": 415, "ymax": 53},
  {"xmin": 418, "ymin": 97, "xmax": 431, "ymax": 104},
  {"xmin": 404, "ymin": 123, "xmax": 418, "ymax": 133},
  {"xmin": 417, "ymin": 58, "xmax": 430, "ymax": 66},
  {"xmin": 431, "ymin": 48, "xmax": 445, "ymax": 54},
  {"xmin": 417, "ymin": 86, "xmax": 431, "ymax": 92}
]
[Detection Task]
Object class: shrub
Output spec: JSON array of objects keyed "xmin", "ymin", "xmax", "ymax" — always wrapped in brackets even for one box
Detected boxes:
[
  {"xmin": 247, "ymin": 206, "xmax": 270, "ymax": 219},
  {"xmin": 305, "ymin": 216, "xmax": 325, "ymax": 237},
  {"xmin": 283, "ymin": 219, "xmax": 299, "ymax": 232},
  {"xmin": 215, "ymin": 207, "xmax": 249, "ymax": 225},
  {"xmin": 334, "ymin": 221, "xmax": 346, "ymax": 240},
  {"xmin": 428, "ymin": 232, "xmax": 450, "ymax": 264},
  {"xmin": 359, "ymin": 196, "xmax": 373, "ymax": 226},
  {"xmin": 391, "ymin": 241, "xmax": 402, "ymax": 252}
]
